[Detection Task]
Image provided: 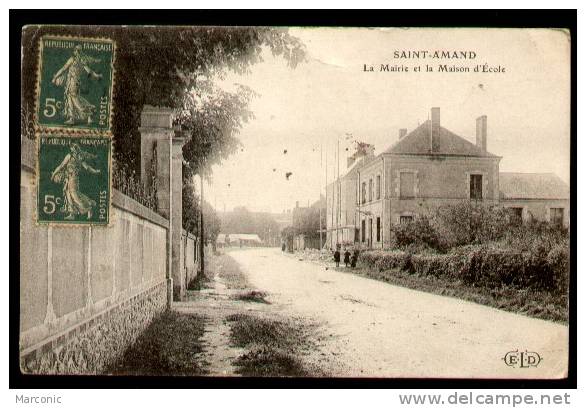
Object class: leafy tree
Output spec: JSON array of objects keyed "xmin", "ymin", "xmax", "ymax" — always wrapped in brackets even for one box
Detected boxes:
[
  {"xmin": 203, "ymin": 200, "xmax": 221, "ymax": 244},
  {"xmin": 281, "ymin": 226, "xmax": 296, "ymax": 241},
  {"xmin": 225, "ymin": 206, "xmax": 256, "ymax": 233},
  {"xmin": 22, "ymin": 26, "xmax": 305, "ymax": 171},
  {"xmin": 182, "ymin": 180, "xmax": 221, "ymax": 243},
  {"xmin": 182, "ymin": 180, "xmax": 200, "ymax": 234},
  {"xmin": 22, "ymin": 25, "xmax": 306, "ymax": 233},
  {"xmin": 219, "ymin": 206, "xmax": 279, "ymax": 243},
  {"xmin": 433, "ymin": 202, "xmax": 510, "ymax": 247}
]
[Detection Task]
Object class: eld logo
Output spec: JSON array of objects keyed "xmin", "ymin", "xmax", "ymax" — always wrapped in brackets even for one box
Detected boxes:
[{"xmin": 503, "ymin": 349, "xmax": 542, "ymax": 368}]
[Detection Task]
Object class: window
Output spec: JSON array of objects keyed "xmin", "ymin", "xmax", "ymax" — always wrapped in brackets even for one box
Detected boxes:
[
  {"xmin": 361, "ymin": 182, "xmax": 366, "ymax": 204},
  {"xmin": 400, "ymin": 172, "xmax": 415, "ymax": 198},
  {"xmin": 470, "ymin": 174, "xmax": 483, "ymax": 200},
  {"xmin": 508, "ymin": 207, "xmax": 523, "ymax": 224},
  {"xmin": 354, "ymin": 228, "xmax": 360, "ymax": 243},
  {"xmin": 361, "ymin": 219, "xmax": 366, "ymax": 242},
  {"xmin": 369, "ymin": 179, "xmax": 373, "ymax": 202},
  {"xmin": 400, "ymin": 215, "xmax": 413, "ymax": 224},
  {"xmin": 376, "ymin": 217, "xmax": 381, "ymax": 242},
  {"xmin": 550, "ymin": 208, "xmax": 564, "ymax": 226},
  {"xmin": 376, "ymin": 175, "xmax": 381, "ymax": 200}
]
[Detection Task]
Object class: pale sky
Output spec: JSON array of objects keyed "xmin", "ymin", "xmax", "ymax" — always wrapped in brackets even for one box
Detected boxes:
[{"xmin": 206, "ymin": 28, "xmax": 571, "ymax": 214}]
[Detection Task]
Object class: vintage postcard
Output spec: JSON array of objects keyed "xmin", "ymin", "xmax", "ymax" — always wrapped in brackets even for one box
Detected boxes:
[
  {"xmin": 19, "ymin": 25, "xmax": 572, "ymax": 382},
  {"xmin": 35, "ymin": 36, "xmax": 116, "ymax": 135}
]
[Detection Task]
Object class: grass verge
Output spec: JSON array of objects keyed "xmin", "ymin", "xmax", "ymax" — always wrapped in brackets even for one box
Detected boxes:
[
  {"xmin": 342, "ymin": 265, "xmax": 567, "ymax": 323},
  {"xmin": 216, "ymin": 254, "xmax": 249, "ymax": 289},
  {"xmin": 226, "ymin": 313, "xmax": 318, "ymax": 377},
  {"xmin": 231, "ymin": 290, "xmax": 270, "ymax": 304},
  {"xmin": 201, "ymin": 252, "xmax": 323, "ymax": 376},
  {"xmin": 106, "ymin": 310, "xmax": 207, "ymax": 375}
]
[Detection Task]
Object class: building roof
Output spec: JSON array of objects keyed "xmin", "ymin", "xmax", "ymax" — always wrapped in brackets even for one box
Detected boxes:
[
  {"xmin": 499, "ymin": 172, "xmax": 569, "ymax": 200},
  {"xmin": 384, "ymin": 120, "xmax": 498, "ymax": 157},
  {"xmin": 217, "ymin": 233, "xmax": 263, "ymax": 243}
]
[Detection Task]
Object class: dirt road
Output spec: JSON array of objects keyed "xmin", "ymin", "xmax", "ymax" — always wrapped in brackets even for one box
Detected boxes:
[{"xmin": 228, "ymin": 248, "xmax": 568, "ymax": 379}]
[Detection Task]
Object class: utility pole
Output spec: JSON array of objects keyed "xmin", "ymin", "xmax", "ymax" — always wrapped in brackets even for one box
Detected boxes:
[
  {"xmin": 319, "ymin": 142, "xmax": 323, "ymax": 251},
  {"xmin": 331, "ymin": 144, "xmax": 335, "ymax": 248},
  {"xmin": 325, "ymin": 146, "xmax": 328, "ymax": 250},
  {"xmin": 336, "ymin": 136, "xmax": 340, "ymax": 247},
  {"xmin": 199, "ymin": 176, "xmax": 205, "ymax": 275}
]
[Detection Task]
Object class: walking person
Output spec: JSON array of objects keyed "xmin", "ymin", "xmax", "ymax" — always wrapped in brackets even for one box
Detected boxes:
[
  {"xmin": 350, "ymin": 249, "xmax": 359, "ymax": 268},
  {"xmin": 333, "ymin": 248, "xmax": 341, "ymax": 268},
  {"xmin": 343, "ymin": 248, "xmax": 351, "ymax": 267}
]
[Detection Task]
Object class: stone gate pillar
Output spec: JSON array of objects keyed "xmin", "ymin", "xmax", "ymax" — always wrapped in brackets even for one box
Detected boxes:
[
  {"xmin": 139, "ymin": 105, "xmax": 175, "ymax": 219},
  {"xmin": 139, "ymin": 105, "xmax": 184, "ymax": 306}
]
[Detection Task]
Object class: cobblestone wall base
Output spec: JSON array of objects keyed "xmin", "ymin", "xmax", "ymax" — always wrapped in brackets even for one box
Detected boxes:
[{"xmin": 20, "ymin": 282, "xmax": 167, "ymax": 374}]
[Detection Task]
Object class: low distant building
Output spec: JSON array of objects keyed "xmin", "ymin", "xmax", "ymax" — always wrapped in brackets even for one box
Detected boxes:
[
  {"xmin": 290, "ymin": 199, "xmax": 326, "ymax": 250},
  {"xmin": 499, "ymin": 172, "xmax": 570, "ymax": 226},
  {"xmin": 273, "ymin": 210, "xmax": 293, "ymax": 230},
  {"xmin": 292, "ymin": 234, "xmax": 315, "ymax": 251},
  {"xmin": 218, "ymin": 208, "xmax": 281, "ymax": 247},
  {"xmin": 326, "ymin": 153, "xmax": 364, "ymax": 247},
  {"xmin": 217, "ymin": 233, "xmax": 263, "ymax": 248}
]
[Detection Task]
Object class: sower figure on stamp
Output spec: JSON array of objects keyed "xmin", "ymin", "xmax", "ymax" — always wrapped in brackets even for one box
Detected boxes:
[
  {"xmin": 51, "ymin": 143, "xmax": 100, "ymax": 220},
  {"xmin": 51, "ymin": 45, "xmax": 103, "ymax": 125}
]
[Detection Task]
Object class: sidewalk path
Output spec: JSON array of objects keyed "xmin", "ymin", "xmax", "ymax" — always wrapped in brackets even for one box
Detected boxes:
[
  {"xmin": 173, "ymin": 275, "xmax": 245, "ymax": 376},
  {"xmin": 173, "ymin": 257, "xmax": 347, "ymax": 376}
]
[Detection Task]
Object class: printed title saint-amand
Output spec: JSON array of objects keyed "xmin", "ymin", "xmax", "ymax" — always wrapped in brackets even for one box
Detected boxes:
[
  {"xmin": 364, "ymin": 50, "xmax": 505, "ymax": 73},
  {"xmin": 393, "ymin": 50, "xmax": 477, "ymax": 59}
]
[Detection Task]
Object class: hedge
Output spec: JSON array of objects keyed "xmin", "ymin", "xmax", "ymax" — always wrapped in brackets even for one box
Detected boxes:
[
  {"xmin": 546, "ymin": 243, "xmax": 570, "ymax": 294},
  {"xmin": 358, "ymin": 244, "xmax": 569, "ymax": 294},
  {"xmin": 360, "ymin": 250, "xmax": 411, "ymax": 272},
  {"xmin": 410, "ymin": 253, "xmax": 454, "ymax": 278},
  {"xmin": 389, "ymin": 203, "xmax": 568, "ymax": 253}
]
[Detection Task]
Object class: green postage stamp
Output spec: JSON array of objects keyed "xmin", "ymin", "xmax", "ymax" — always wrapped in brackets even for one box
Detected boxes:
[
  {"xmin": 37, "ymin": 135, "xmax": 112, "ymax": 226},
  {"xmin": 35, "ymin": 36, "xmax": 116, "ymax": 134}
]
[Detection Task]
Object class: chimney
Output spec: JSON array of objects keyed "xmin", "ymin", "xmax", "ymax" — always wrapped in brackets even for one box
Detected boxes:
[
  {"xmin": 431, "ymin": 107, "xmax": 440, "ymax": 152},
  {"xmin": 399, "ymin": 128, "xmax": 408, "ymax": 139},
  {"xmin": 476, "ymin": 115, "xmax": 487, "ymax": 153}
]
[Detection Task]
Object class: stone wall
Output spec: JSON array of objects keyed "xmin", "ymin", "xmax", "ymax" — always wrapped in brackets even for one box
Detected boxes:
[
  {"xmin": 183, "ymin": 231, "xmax": 198, "ymax": 288},
  {"xmin": 21, "ymin": 282, "xmax": 166, "ymax": 374},
  {"xmin": 20, "ymin": 137, "xmax": 169, "ymax": 374},
  {"xmin": 180, "ymin": 234, "xmax": 215, "ymax": 287}
]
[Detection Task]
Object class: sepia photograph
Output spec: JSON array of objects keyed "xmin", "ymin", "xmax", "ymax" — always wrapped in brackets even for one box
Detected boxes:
[{"xmin": 16, "ymin": 17, "xmax": 574, "ymax": 387}]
